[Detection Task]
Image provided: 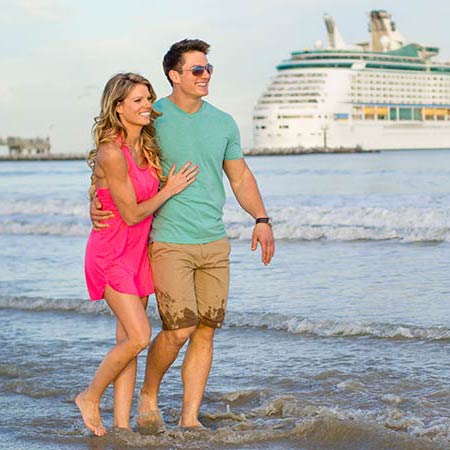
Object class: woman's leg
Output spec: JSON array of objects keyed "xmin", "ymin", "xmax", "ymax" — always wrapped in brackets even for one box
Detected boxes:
[
  {"xmin": 113, "ymin": 296, "xmax": 148, "ymax": 430},
  {"xmin": 75, "ymin": 287, "xmax": 151, "ymax": 436}
]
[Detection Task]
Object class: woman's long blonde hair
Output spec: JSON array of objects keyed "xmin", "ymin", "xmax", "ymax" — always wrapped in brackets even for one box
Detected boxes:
[{"xmin": 87, "ymin": 73, "xmax": 163, "ymax": 198}]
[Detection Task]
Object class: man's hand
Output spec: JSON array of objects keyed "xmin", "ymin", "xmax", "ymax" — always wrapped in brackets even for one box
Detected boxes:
[
  {"xmin": 251, "ymin": 223, "xmax": 275, "ymax": 265},
  {"xmin": 90, "ymin": 195, "xmax": 114, "ymax": 230}
]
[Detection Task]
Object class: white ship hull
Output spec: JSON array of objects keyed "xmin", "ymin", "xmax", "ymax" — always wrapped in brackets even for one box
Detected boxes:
[{"xmin": 330, "ymin": 121, "xmax": 450, "ymax": 151}]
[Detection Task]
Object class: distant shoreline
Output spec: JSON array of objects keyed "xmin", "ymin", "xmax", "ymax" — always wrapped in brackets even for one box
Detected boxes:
[
  {"xmin": 0, "ymin": 153, "xmax": 86, "ymax": 161},
  {"xmin": 0, "ymin": 148, "xmax": 372, "ymax": 161},
  {"xmin": 2, "ymin": 147, "xmax": 449, "ymax": 161},
  {"xmin": 244, "ymin": 146, "xmax": 371, "ymax": 156}
]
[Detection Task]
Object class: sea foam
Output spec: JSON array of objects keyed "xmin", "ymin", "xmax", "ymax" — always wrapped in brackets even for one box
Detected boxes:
[
  {"xmin": 1, "ymin": 296, "xmax": 449, "ymax": 342},
  {"xmin": 1, "ymin": 201, "xmax": 450, "ymax": 242}
]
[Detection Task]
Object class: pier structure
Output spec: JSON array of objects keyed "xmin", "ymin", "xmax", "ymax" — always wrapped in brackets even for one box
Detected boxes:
[{"xmin": 0, "ymin": 136, "xmax": 51, "ymax": 157}]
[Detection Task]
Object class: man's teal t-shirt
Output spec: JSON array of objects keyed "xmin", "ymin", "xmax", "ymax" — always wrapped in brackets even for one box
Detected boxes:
[{"xmin": 150, "ymin": 97, "xmax": 243, "ymax": 244}]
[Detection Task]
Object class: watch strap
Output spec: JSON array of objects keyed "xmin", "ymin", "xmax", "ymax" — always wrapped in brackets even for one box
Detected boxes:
[{"xmin": 255, "ymin": 217, "xmax": 272, "ymax": 226}]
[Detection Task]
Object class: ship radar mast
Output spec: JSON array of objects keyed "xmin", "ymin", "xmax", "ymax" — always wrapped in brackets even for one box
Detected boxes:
[
  {"xmin": 323, "ymin": 14, "xmax": 347, "ymax": 49},
  {"xmin": 369, "ymin": 10, "xmax": 407, "ymax": 51}
]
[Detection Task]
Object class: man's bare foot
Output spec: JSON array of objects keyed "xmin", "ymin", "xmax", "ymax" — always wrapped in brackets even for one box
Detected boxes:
[
  {"xmin": 136, "ymin": 394, "xmax": 165, "ymax": 434},
  {"xmin": 75, "ymin": 391, "xmax": 107, "ymax": 436},
  {"xmin": 178, "ymin": 417, "xmax": 206, "ymax": 430},
  {"xmin": 113, "ymin": 426, "xmax": 134, "ymax": 435},
  {"xmin": 136, "ymin": 410, "xmax": 165, "ymax": 434},
  {"xmin": 114, "ymin": 425, "xmax": 131, "ymax": 431}
]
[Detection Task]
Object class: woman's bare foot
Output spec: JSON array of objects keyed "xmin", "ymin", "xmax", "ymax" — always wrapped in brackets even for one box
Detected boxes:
[
  {"xmin": 75, "ymin": 391, "xmax": 107, "ymax": 436},
  {"xmin": 136, "ymin": 394, "xmax": 165, "ymax": 434}
]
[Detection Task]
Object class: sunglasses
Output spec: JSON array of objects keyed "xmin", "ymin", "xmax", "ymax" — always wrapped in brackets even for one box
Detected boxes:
[{"xmin": 182, "ymin": 64, "xmax": 214, "ymax": 77}]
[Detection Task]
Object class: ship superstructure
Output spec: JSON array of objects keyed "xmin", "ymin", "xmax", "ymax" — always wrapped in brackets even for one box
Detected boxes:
[{"xmin": 253, "ymin": 10, "xmax": 450, "ymax": 152}]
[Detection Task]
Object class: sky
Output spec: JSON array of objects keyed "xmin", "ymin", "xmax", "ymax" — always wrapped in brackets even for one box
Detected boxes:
[{"xmin": 1, "ymin": 0, "xmax": 450, "ymax": 154}]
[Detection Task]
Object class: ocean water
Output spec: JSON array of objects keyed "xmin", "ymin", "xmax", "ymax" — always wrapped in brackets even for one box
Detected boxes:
[{"xmin": 1, "ymin": 151, "xmax": 450, "ymax": 450}]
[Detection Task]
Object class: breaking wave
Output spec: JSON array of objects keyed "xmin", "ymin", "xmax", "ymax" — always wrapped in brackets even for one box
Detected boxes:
[
  {"xmin": 90, "ymin": 396, "xmax": 449, "ymax": 449},
  {"xmin": 1, "ymin": 295, "xmax": 449, "ymax": 342},
  {"xmin": 224, "ymin": 205, "xmax": 450, "ymax": 242},
  {"xmin": 225, "ymin": 311, "xmax": 450, "ymax": 341},
  {"xmin": 1, "ymin": 200, "xmax": 450, "ymax": 242}
]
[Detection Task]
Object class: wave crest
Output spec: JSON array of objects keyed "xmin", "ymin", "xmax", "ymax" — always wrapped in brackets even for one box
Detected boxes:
[
  {"xmin": 1, "ymin": 202, "xmax": 450, "ymax": 242},
  {"xmin": 1, "ymin": 296, "xmax": 448, "ymax": 342}
]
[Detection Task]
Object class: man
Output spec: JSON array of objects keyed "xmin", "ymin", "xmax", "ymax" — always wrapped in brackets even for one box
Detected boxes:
[{"xmin": 92, "ymin": 39, "xmax": 274, "ymax": 430}]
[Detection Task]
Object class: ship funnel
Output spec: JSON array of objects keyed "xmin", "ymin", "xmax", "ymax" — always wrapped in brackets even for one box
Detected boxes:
[
  {"xmin": 369, "ymin": 10, "xmax": 407, "ymax": 51},
  {"xmin": 323, "ymin": 14, "xmax": 347, "ymax": 49}
]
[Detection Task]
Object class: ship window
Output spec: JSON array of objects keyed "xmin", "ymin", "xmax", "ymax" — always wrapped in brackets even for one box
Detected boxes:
[{"xmin": 399, "ymin": 108, "xmax": 412, "ymax": 120}]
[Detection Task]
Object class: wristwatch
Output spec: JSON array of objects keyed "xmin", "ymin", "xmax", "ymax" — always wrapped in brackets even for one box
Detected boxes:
[{"xmin": 255, "ymin": 217, "xmax": 273, "ymax": 227}]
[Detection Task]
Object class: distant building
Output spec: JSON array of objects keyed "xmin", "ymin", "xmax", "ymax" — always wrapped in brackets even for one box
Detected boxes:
[
  {"xmin": 0, "ymin": 137, "xmax": 51, "ymax": 157},
  {"xmin": 0, "ymin": 141, "xmax": 7, "ymax": 156}
]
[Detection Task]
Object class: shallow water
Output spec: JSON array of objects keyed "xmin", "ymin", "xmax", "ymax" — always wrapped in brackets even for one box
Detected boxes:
[{"xmin": 1, "ymin": 151, "xmax": 450, "ymax": 449}]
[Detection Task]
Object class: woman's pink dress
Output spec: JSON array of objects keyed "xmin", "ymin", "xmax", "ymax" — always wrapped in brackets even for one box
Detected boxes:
[{"xmin": 85, "ymin": 144, "xmax": 159, "ymax": 301}]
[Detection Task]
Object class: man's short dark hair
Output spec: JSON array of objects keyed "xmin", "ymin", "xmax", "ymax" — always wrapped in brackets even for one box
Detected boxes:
[{"xmin": 163, "ymin": 39, "xmax": 210, "ymax": 86}]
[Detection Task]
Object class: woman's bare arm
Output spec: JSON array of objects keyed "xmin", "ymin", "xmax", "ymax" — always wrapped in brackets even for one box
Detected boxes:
[{"xmin": 96, "ymin": 142, "xmax": 197, "ymax": 226}]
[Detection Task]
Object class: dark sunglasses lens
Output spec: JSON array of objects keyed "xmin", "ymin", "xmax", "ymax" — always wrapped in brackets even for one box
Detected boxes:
[
  {"xmin": 191, "ymin": 66, "xmax": 205, "ymax": 76},
  {"xmin": 190, "ymin": 65, "xmax": 214, "ymax": 76}
]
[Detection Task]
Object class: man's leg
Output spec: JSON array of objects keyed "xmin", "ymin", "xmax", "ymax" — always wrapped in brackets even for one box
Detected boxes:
[
  {"xmin": 178, "ymin": 237, "xmax": 231, "ymax": 427},
  {"xmin": 180, "ymin": 323, "xmax": 215, "ymax": 427},
  {"xmin": 137, "ymin": 325, "xmax": 195, "ymax": 430},
  {"xmin": 137, "ymin": 241, "xmax": 199, "ymax": 430}
]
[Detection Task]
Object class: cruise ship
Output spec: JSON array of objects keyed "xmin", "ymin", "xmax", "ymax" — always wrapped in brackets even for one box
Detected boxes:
[{"xmin": 252, "ymin": 10, "xmax": 450, "ymax": 152}]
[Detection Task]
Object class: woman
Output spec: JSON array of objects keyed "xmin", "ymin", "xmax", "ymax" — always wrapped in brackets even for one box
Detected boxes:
[{"xmin": 76, "ymin": 73, "xmax": 198, "ymax": 436}]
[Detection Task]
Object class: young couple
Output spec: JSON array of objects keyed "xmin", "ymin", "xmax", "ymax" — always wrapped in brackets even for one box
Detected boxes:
[{"xmin": 76, "ymin": 39, "xmax": 275, "ymax": 436}]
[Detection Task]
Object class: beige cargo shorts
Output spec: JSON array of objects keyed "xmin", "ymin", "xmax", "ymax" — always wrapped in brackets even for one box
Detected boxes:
[{"xmin": 149, "ymin": 237, "xmax": 231, "ymax": 330}]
